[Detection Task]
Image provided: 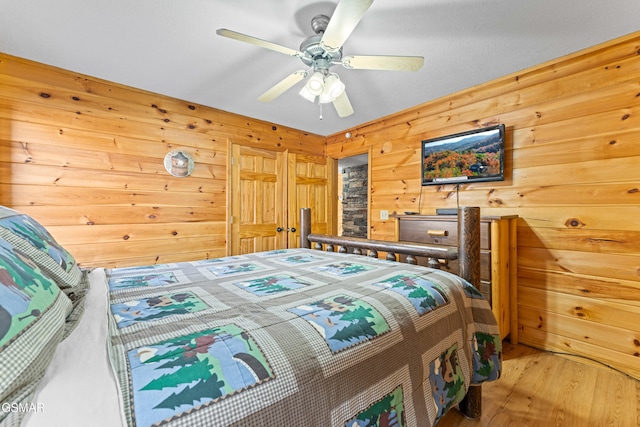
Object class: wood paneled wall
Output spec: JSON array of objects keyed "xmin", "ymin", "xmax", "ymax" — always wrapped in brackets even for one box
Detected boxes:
[
  {"xmin": 327, "ymin": 32, "xmax": 640, "ymax": 379},
  {"xmin": 0, "ymin": 52, "xmax": 324, "ymax": 268}
]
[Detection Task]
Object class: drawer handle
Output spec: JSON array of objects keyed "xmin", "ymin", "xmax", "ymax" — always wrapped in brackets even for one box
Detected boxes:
[{"xmin": 427, "ymin": 229, "xmax": 448, "ymax": 237}]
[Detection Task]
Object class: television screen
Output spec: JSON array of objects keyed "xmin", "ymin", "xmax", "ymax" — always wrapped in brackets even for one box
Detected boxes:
[{"xmin": 421, "ymin": 124, "xmax": 505, "ymax": 186}]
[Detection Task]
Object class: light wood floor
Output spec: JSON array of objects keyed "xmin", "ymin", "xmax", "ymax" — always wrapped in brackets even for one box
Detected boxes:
[{"xmin": 438, "ymin": 342, "xmax": 640, "ymax": 426}]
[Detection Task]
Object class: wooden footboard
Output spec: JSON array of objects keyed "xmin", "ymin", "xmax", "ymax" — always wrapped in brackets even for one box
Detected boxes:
[
  {"xmin": 299, "ymin": 206, "xmax": 483, "ymax": 420},
  {"xmin": 299, "ymin": 207, "xmax": 480, "ymax": 286}
]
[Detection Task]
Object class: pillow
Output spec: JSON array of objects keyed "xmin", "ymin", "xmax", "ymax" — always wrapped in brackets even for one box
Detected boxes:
[
  {"xmin": 0, "ymin": 237, "xmax": 72, "ymax": 427},
  {"xmin": 0, "ymin": 206, "xmax": 88, "ymax": 333}
]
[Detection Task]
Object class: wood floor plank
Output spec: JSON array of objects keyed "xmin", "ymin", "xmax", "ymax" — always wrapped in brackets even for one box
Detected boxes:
[
  {"xmin": 437, "ymin": 342, "xmax": 640, "ymax": 426},
  {"xmin": 552, "ymin": 358, "xmax": 597, "ymax": 426}
]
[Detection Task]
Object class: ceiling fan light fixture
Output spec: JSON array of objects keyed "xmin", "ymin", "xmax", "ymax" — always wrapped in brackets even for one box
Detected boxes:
[
  {"xmin": 319, "ymin": 73, "xmax": 345, "ymax": 104},
  {"xmin": 306, "ymin": 71, "xmax": 325, "ymax": 96},
  {"xmin": 299, "ymin": 84, "xmax": 317, "ymax": 103},
  {"xmin": 325, "ymin": 73, "xmax": 345, "ymax": 98}
]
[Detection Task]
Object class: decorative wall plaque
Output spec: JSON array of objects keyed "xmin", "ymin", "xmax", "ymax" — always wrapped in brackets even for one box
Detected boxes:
[{"xmin": 164, "ymin": 150, "xmax": 194, "ymax": 177}]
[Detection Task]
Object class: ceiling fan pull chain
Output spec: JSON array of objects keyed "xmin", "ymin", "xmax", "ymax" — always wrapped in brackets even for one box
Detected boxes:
[{"xmin": 319, "ymin": 102, "xmax": 323, "ymax": 120}]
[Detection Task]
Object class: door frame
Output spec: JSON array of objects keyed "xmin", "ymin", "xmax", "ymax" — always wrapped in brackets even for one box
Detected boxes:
[{"xmin": 333, "ymin": 148, "xmax": 371, "ymax": 239}]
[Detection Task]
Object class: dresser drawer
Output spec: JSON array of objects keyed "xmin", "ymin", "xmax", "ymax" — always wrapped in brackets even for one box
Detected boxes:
[{"xmin": 398, "ymin": 218, "xmax": 491, "ymax": 249}]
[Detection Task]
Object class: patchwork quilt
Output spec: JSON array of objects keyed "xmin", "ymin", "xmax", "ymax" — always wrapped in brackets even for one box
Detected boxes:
[{"xmin": 105, "ymin": 248, "xmax": 501, "ymax": 427}]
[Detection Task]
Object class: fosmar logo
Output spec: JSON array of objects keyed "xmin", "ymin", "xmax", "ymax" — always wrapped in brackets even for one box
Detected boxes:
[{"xmin": 1, "ymin": 402, "xmax": 45, "ymax": 413}]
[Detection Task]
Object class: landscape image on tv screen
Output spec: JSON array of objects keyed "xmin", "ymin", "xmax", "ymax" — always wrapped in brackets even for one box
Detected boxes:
[{"xmin": 422, "ymin": 124, "xmax": 504, "ymax": 185}]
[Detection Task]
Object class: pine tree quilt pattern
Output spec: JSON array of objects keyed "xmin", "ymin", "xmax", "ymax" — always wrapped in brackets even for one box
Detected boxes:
[
  {"xmin": 126, "ymin": 325, "xmax": 273, "ymax": 427},
  {"xmin": 288, "ymin": 293, "xmax": 390, "ymax": 353},
  {"xmin": 110, "ymin": 291, "xmax": 209, "ymax": 329},
  {"xmin": 374, "ymin": 273, "xmax": 449, "ymax": 315}
]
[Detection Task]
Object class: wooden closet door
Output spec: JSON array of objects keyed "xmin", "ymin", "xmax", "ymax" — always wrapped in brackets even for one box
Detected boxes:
[
  {"xmin": 230, "ymin": 144, "xmax": 287, "ymax": 255},
  {"xmin": 287, "ymin": 154, "xmax": 336, "ymax": 247}
]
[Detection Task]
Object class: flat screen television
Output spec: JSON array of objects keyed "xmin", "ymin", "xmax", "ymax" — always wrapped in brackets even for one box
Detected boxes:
[{"xmin": 421, "ymin": 124, "xmax": 505, "ymax": 186}]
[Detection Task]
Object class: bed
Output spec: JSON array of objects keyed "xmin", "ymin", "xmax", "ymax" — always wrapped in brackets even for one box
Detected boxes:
[{"xmin": 0, "ymin": 205, "xmax": 501, "ymax": 427}]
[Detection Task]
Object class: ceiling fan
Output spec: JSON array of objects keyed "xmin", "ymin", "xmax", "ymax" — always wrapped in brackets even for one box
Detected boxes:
[{"xmin": 216, "ymin": 0, "xmax": 424, "ymax": 118}]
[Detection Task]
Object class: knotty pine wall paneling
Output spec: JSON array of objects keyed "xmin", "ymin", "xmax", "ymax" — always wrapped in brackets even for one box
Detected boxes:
[
  {"xmin": 0, "ymin": 52, "xmax": 324, "ymax": 268},
  {"xmin": 327, "ymin": 31, "xmax": 640, "ymax": 379}
]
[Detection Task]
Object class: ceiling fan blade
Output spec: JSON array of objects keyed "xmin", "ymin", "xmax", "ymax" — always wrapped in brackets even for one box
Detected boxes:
[
  {"xmin": 333, "ymin": 90, "xmax": 354, "ymax": 117},
  {"xmin": 258, "ymin": 70, "xmax": 308, "ymax": 102},
  {"xmin": 216, "ymin": 28, "xmax": 302, "ymax": 57},
  {"xmin": 320, "ymin": 0, "xmax": 374, "ymax": 52},
  {"xmin": 342, "ymin": 55, "xmax": 424, "ymax": 71}
]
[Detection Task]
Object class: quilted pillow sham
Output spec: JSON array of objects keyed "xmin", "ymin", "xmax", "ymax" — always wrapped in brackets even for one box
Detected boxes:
[
  {"xmin": 0, "ymin": 237, "xmax": 72, "ymax": 427},
  {"xmin": 0, "ymin": 206, "xmax": 88, "ymax": 333}
]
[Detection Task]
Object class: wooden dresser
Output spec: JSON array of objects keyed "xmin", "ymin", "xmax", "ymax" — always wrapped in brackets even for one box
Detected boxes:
[{"xmin": 395, "ymin": 214, "xmax": 517, "ymax": 342}]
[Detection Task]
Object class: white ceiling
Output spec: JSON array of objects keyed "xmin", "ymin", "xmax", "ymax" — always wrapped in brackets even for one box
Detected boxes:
[{"xmin": 1, "ymin": 1, "xmax": 638, "ymax": 136}]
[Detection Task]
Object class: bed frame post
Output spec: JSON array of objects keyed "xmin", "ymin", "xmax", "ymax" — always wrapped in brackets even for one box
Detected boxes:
[
  {"xmin": 457, "ymin": 206, "xmax": 481, "ymax": 288},
  {"xmin": 456, "ymin": 206, "xmax": 483, "ymax": 420},
  {"xmin": 300, "ymin": 207, "xmax": 311, "ymax": 249}
]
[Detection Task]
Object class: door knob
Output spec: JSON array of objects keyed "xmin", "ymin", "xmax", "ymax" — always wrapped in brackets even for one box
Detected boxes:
[{"xmin": 276, "ymin": 227, "xmax": 296, "ymax": 232}]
